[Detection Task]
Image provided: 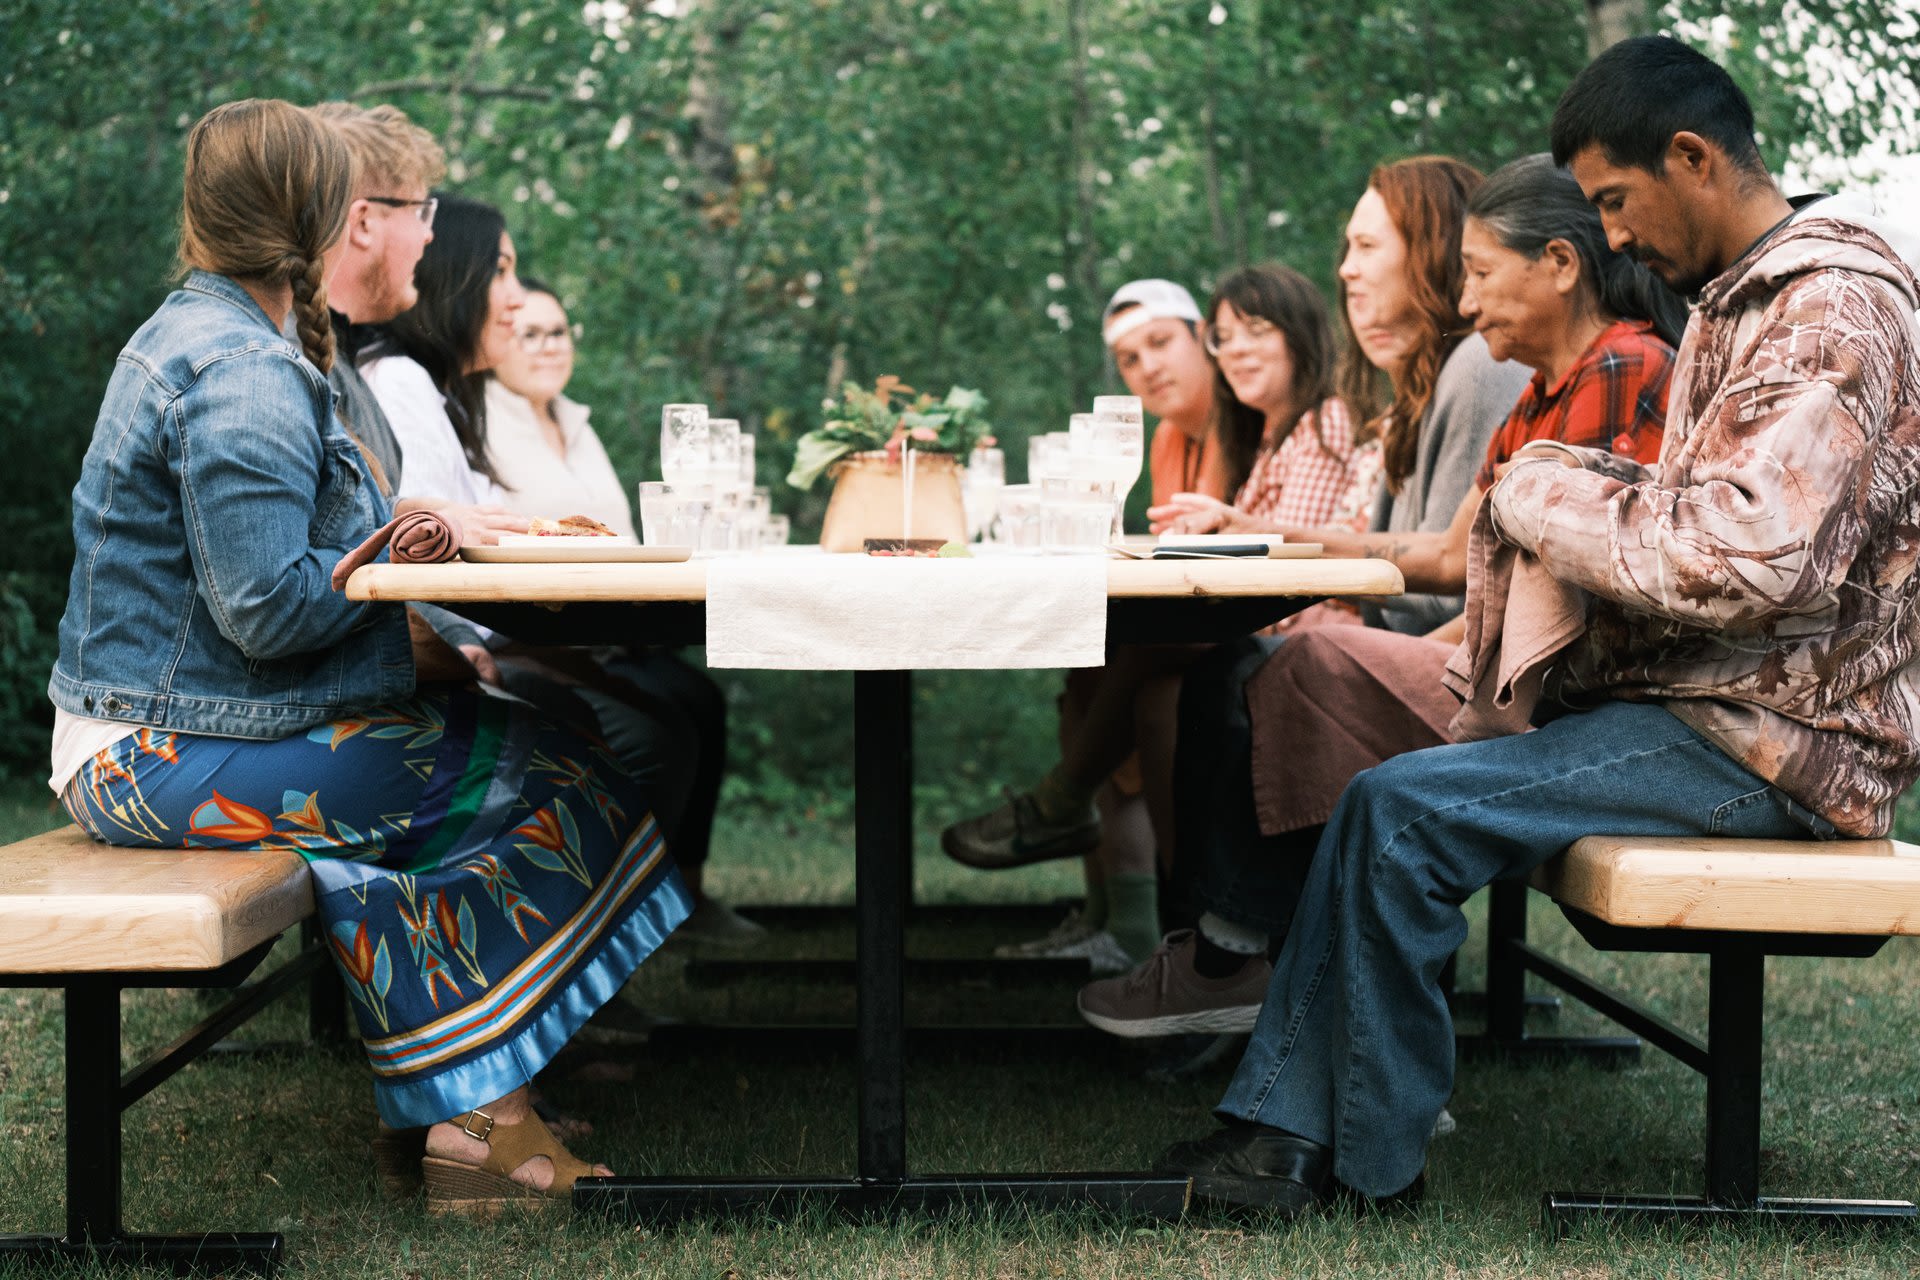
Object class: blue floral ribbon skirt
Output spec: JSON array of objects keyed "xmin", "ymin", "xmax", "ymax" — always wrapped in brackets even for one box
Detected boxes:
[{"xmin": 62, "ymin": 689, "xmax": 690, "ymax": 1127}]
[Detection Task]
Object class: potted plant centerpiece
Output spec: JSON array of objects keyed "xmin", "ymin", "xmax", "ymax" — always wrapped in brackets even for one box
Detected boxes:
[{"xmin": 787, "ymin": 376, "xmax": 995, "ymax": 552}]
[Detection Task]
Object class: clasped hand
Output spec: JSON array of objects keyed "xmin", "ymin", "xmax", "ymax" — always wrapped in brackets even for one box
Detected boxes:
[{"xmin": 1147, "ymin": 491, "xmax": 1242, "ymax": 536}]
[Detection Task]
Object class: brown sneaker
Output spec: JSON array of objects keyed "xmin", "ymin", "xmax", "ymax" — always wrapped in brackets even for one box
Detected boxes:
[
  {"xmin": 1076, "ymin": 930, "xmax": 1271, "ymax": 1038},
  {"xmin": 940, "ymin": 788, "xmax": 1100, "ymax": 870}
]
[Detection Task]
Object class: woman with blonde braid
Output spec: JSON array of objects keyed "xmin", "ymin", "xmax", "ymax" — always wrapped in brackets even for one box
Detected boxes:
[{"xmin": 48, "ymin": 99, "xmax": 689, "ymax": 1211}]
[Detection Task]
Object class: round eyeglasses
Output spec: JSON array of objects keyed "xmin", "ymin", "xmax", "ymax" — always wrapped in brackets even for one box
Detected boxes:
[
  {"xmin": 365, "ymin": 194, "xmax": 439, "ymax": 227},
  {"xmin": 1203, "ymin": 315, "xmax": 1280, "ymax": 357},
  {"xmin": 515, "ymin": 325, "xmax": 572, "ymax": 354}
]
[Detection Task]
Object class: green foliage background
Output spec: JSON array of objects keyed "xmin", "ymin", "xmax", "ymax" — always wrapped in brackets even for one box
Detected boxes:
[{"xmin": 3, "ymin": 0, "xmax": 1915, "ymax": 791}]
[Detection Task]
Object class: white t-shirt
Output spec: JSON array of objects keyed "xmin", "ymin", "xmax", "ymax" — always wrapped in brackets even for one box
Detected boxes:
[
  {"xmin": 483, "ymin": 381, "xmax": 637, "ymax": 539},
  {"xmin": 360, "ymin": 354, "xmax": 509, "ymax": 506},
  {"xmin": 48, "ymin": 710, "xmax": 134, "ymax": 794}
]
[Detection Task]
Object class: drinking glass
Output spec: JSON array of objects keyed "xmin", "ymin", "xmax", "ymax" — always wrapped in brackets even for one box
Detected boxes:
[
  {"xmin": 706, "ymin": 426, "xmax": 746, "ymax": 497},
  {"xmin": 1027, "ymin": 432, "xmax": 1072, "ymax": 484},
  {"xmin": 637, "ymin": 481, "xmax": 677, "ymax": 546},
  {"xmin": 660, "ymin": 404, "xmax": 709, "ymax": 488},
  {"xmin": 1041, "ymin": 474, "xmax": 1119, "ymax": 553},
  {"xmin": 762, "ymin": 513, "xmax": 791, "ymax": 547},
  {"xmin": 1069, "ymin": 413, "xmax": 1145, "ymax": 537},
  {"xmin": 738, "ymin": 490, "xmax": 771, "ymax": 550},
  {"xmin": 737, "ymin": 433, "xmax": 757, "ymax": 486},
  {"xmin": 998, "ymin": 483, "xmax": 1044, "ymax": 550},
  {"xmin": 964, "ymin": 445, "xmax": 1006, "ymax": 542},
  {"xmin": 1092, "ymin": 395, "xmax": 1144, "ymax": 427}
]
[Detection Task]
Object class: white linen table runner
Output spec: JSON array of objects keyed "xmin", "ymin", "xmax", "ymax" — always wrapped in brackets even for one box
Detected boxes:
[{"xmin": 704, "ymin": 555, "xmax": 1107, "ymax": 670}]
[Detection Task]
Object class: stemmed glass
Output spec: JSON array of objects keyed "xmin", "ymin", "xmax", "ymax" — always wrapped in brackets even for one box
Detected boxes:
[
  {"xmin": 1069, "ymin": 412, "xmax": 1145, "ymax": 540},
  {"xmin": 660, "ymin": 404, "xmax": 709, "ymax": 489},
  {"xmin": 964, "ymin": 445, "xmax": 1006, "ymax": 542}
]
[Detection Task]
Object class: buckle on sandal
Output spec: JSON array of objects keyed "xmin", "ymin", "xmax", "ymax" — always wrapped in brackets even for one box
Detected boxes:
[{"xmin": 460, "ymin": 1109, "xmax": 495, "ymax": 1142}]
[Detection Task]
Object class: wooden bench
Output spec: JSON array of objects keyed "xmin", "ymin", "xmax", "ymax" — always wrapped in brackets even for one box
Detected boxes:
[
  {"xmin": 0, "ymin": 825, "xmax": 333, "ymax": 1276},
  {"xmin": 1473, "ymin": 834, "xmax": 1920, "ymax": 1231}
]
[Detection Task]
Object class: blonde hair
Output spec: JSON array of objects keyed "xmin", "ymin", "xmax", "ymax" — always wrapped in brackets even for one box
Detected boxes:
[
  {"xmin": 179, "ymin": 99, "xmax": 355, "ymax": 372},
  {"xmin": 308, "ymin": 101, "xmax": 446, "ymax": 197}
]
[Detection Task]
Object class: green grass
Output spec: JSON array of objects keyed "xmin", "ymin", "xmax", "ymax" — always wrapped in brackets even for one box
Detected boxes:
[{"xmin": 3, "ymin": 776, "xmax": 1920, "ymax": 1277}]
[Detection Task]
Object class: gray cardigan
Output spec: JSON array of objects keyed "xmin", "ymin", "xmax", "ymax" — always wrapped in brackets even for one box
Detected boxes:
[{"xmin": 1363, "ymin": 332, "xmax": 1531, "ymax": 634}]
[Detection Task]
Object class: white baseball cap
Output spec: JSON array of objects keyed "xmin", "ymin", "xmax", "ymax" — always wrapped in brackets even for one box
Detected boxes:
[{"xmin": 1101, "ymin": 279, "xmax": 1203, "ymax": 347}]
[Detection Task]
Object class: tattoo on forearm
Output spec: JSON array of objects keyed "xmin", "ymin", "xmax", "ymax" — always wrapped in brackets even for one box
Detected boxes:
[{"xmin": 1366, "ymin": 541, "xmax": 1415, "ymax": 561}]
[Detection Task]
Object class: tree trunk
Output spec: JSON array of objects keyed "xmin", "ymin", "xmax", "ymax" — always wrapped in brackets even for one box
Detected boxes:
[
  {"xmin": 1585, "ymin": 0, "xmax": 1652, "ymax": 58},
  {"xmin": 1063, "ymin": 0, "xmax": 1099, "ymax": 407}
]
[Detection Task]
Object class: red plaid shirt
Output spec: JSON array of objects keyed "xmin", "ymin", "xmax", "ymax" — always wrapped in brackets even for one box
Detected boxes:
[{"xmin": 1473, "ymin": 318, "xmax": 1675, "ymax": 491}]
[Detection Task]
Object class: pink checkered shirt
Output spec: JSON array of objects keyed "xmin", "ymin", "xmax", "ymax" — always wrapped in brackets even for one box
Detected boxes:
[{"xmin": 1234, "ymin": 397, "xmax": 1375, "ymax": 531}]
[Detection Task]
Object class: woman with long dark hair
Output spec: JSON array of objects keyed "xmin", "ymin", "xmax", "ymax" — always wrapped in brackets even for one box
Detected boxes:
[
  {"xmin": 1152, "ymin": 263, "xmax": 1376, "ymax": 537},
  {"xmin": 51, "ymin": 102, "xmax": 688, "ymax": 1212},
  {"xmin": 361, "ymin": 193, "xmax": 526, "ymax": 504}
]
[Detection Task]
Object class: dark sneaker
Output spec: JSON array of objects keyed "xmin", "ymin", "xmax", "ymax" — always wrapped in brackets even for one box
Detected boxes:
[
  {"xmin": 1154, "ymin": 1122, "xmax": 1331, "ymax": 1217},
  {"xmin": 1076, "ymin": 930, "xmax": 1270, "ymax": 1038},
  {"xmin": 941, "ymin": 789, "xmax": 1100, "ymax": 870}
]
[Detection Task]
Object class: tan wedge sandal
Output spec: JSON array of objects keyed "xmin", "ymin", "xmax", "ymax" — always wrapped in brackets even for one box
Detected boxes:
[
  {"xmin": 371, "ymin": 1124, "xmax": 427, "ymax": 1197},
  {"xmin": 422, "ymin": 1108, "xmax": 598, "ymax": 1216}
]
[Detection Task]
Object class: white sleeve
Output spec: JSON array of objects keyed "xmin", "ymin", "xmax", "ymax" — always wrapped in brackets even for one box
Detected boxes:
[{"xmin": 360, "ymin": 356, "xmax": 485, "ymax": 505}]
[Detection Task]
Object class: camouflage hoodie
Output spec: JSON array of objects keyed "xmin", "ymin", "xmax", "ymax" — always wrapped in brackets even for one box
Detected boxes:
[{"xmin": 1489, "ymin": 208, "xmax": 1920, "ymax": 836}]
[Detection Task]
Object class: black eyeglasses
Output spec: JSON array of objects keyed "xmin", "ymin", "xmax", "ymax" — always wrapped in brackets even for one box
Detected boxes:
[{"xmin": 365, "ymin": 195, "xmax": 438, "ymax": 227}]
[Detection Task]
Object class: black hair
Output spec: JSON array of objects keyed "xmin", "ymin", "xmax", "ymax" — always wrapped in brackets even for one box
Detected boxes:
[
  {"xmin": 1550, "ymin": 36, "xmax": 1766, "ymax": 179},
  {"xmin": 362, "ymin": 192, "xmax": 508, "ymax": 482},
  {"xmin": 1204, "ymin": 264, "xmax": 1341, "ymax": 496},
  {"xmin": 1468, "ymin": 153, "xmax": 1690, "ymax": 349}
]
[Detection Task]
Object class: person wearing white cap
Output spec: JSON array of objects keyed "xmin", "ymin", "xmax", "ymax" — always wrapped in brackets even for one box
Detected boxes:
[{"xmin": 1100, "ymin": 279, "xmax": 1229, "ymax": 507}]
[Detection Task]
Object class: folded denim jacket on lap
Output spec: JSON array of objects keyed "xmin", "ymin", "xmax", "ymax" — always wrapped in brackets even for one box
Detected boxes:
[{"xmin": 51, "ymin": 270, "xmax": 413, "ymax": 738}]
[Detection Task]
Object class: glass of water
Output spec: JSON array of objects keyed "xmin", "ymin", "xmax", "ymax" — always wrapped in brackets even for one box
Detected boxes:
[
  {"xmin": 660, "ymin": 404, "xmax": 709, "ymax": 488},
  {"xmin": 964, "ymin": 445, "xmax": 1005, "ymax": 542},
  {"xmin": 1027, "ymin": 432, "xmax": 1073, "ymax": 484},
  {"xmin": 998, "ymin": 483, "xmax": 1044, "ymax": 551},
  {"xmin": 1092, "ymin": 395, "xmax": 1144, "ymax": 427},
  {"xmin": 1041, "ymin": 474, "xmax": 1118, "ymax": 554},
  {"xmin": 638, "ymin": 480, "xmax": 704, "ymax": 548},
  {"xmin": 1069, "ymin": 413, "xmax": 1145, "ymax": 538}
]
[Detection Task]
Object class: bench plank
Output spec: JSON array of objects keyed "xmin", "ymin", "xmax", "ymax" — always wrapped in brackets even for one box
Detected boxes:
[
  {"xmin": 0, "ymin": 827, "xmax": 312, "ymax": 973},
  {"xmin": 1533, "ymin": 835, "xmax": 1920, "ymax": 935}
]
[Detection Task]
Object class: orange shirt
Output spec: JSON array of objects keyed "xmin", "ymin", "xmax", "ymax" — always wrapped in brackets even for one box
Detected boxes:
[{"xmin": 1149, "ymin": 420, "xmax": 1229, "ymax": 506}]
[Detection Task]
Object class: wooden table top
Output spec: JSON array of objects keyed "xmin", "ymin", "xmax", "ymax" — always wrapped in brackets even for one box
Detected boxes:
[{"xmin": 343, "ymin": 554, "xmax": 1405, "ymax": 604}]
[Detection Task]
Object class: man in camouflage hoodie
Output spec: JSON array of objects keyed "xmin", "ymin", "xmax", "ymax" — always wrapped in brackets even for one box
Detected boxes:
[{"xmin": 1156, "ymin": 36, "xmax": 1920, "ymax": 1216}]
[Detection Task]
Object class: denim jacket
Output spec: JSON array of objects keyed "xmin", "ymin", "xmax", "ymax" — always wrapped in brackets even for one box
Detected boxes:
[{"xmin": 50, "ymin": 270, "xmax": 414, "ymax": 738}]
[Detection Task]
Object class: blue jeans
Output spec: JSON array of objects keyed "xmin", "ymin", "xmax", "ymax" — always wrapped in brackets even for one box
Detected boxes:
[{"xmin": 1214, "ymin": 700, "xmax": 1834, "ymax": 1197}]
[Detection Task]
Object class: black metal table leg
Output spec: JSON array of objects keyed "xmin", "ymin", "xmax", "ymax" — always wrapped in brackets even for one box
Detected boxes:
[
  {"xmin": 854, "ymin": 668, "xmax": 911, "ymax": 1186},
  {"xmin": 574, "ymin": 666, "xmax": 1188, "ymax": 1225}
]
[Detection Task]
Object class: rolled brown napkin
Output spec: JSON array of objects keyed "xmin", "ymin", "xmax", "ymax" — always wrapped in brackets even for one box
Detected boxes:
[{"xmin": 330, "ymin": 510, "xmax": 466, "ymax": 591}]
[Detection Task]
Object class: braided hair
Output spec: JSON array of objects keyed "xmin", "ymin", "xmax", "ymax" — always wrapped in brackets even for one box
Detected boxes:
[{"xmin": 178, "ymin": 99, "xmax": 355, "ymax": 371}]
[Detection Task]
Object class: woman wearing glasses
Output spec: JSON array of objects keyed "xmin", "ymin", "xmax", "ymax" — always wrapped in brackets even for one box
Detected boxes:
[
  {"xmin": 1156, "ymin": 265, "xmax": 1379, "ymax": 537},
  {"xmin": 484, "ymin": 281, "xmax": 759, "ymax": 947}
]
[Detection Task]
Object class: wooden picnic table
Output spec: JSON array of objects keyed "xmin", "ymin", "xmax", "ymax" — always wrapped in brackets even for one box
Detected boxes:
[{"xmin": 344, "ymin": 550, "xmax": 1404, "ymax": 1221}]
